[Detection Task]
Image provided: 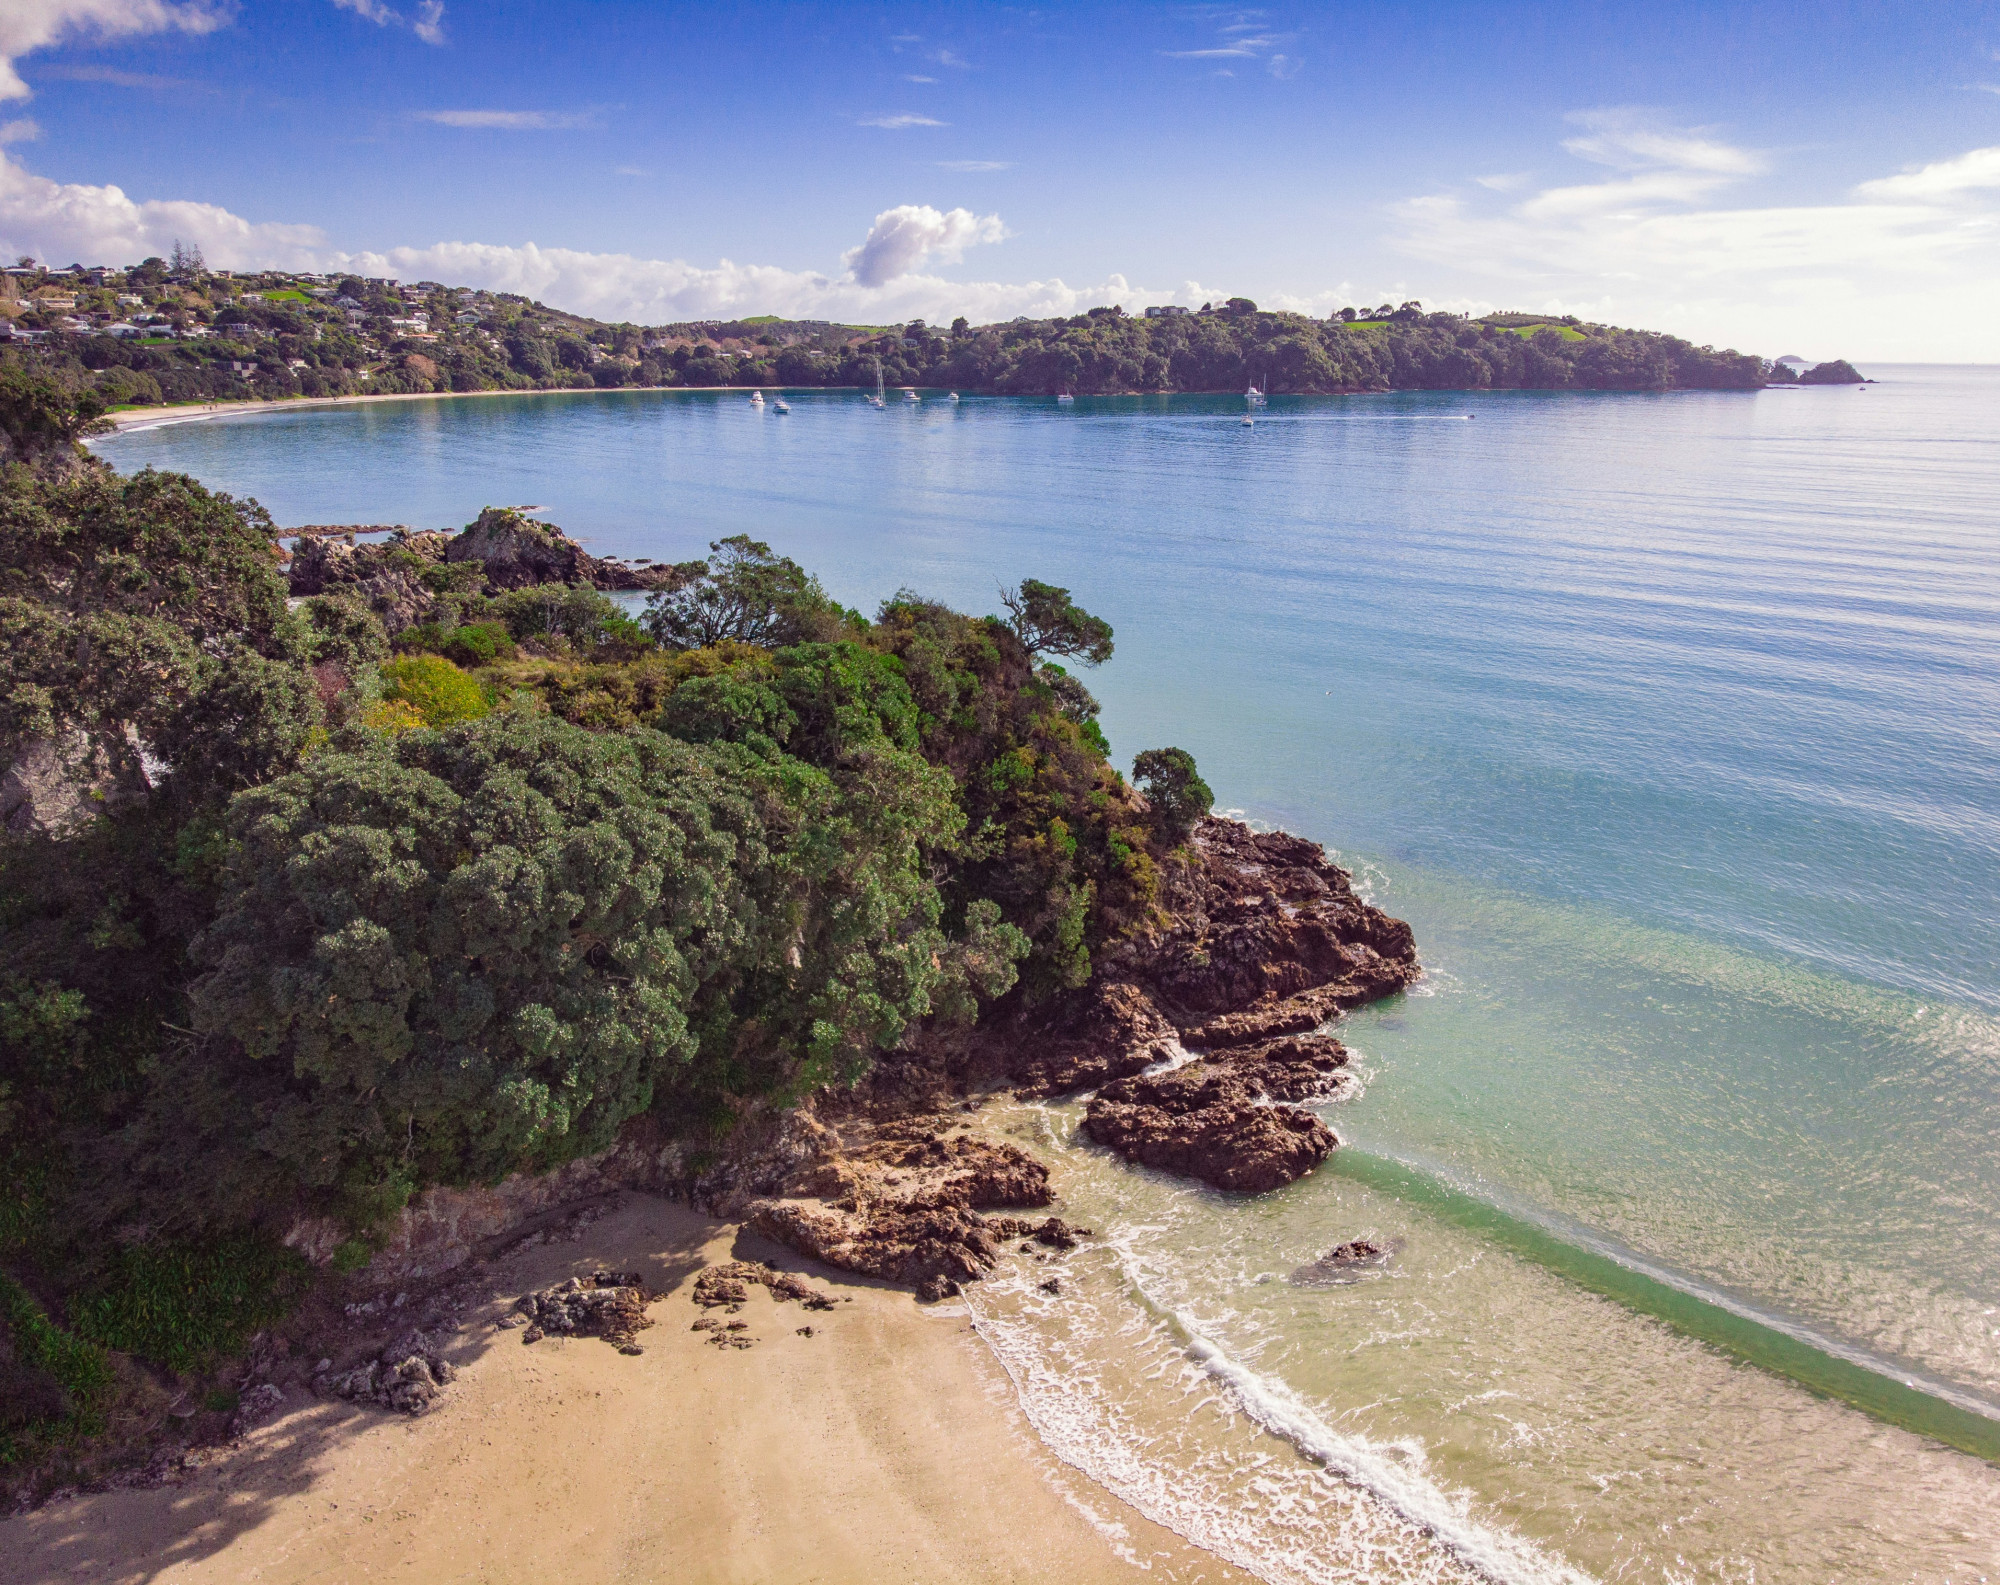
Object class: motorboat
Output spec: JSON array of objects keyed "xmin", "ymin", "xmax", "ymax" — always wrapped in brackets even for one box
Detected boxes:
[
  {"xmin": 773, "ymin": 398, "xmax": 790, "ymax": 413},
  {"xmin": 948, "ymin": 391, "xmax": 960, "ymax": 403},
  {"xmin": 1241, "ymin": 414, "xmax": 1254, "ymax": 426},
  {"xmin": 1056, "ymin": 391, "xmax": 1075, "ymax": 404},
  {"xmin": 902, "ymin": 387, "xmax": 919, "ymax": 402},
  {"xmin": 749, "ymin": 390, "xmax": 764, "ymax": 406}
]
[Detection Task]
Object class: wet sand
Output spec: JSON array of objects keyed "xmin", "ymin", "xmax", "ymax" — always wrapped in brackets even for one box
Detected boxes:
[{"xmin": 1, "ymin": 1196, "xmax": 1247, "ymax": 1585}]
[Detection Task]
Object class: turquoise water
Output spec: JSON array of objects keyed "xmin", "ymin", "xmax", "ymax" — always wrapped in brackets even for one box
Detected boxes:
[{"xmin": 99, "ymin": 373, "xmax": 2000, "ymax": 1578}]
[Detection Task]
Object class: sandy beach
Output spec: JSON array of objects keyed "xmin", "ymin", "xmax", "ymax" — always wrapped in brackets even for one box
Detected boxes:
[
  {"xmin": 102, "ymin": 386, "xmax": 761, "ymax": 434},
  {"xmin": 1, "ymin": 1195, "xmax": 1247, "ymax": 1585}
]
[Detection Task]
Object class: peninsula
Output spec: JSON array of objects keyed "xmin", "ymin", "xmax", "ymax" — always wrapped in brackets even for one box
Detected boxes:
[
  {"xmin": 0, "ymin": 383, "xmax": 1413, "ymax": 1537},
  {"xmin": 3, "ymin": 255, "xmax": 1859, "ymax": 416}
]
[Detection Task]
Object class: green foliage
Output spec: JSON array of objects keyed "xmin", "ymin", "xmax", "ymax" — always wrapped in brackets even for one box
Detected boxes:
[
  {"xmin": 300, "ymin": 593, "xmax": 390, "ymax": 672},
  {"xmin": 0, "ymin": 367, "xmax": 111, "ymax": 466},
  {"xmin": 1132, "ymin": 747, "xmax": 1213, "ymax": 843},
  {"xmin": 185, "ymin": 714, "xmax": 774, "ymax": 1208},
  {"xmin": 394, "ymin": 619, "xmax": 516, "ymax": 667},
  {"xmin": 377, "ymin": 654, "xmax": 491, "ymax": 727},
  {"xmin": 642, "ymin": 535, "xmax": 841, "ymax": 650},
  {"xmin": 65, "ymin": 1234, "xmax": 308, "ymax": 1377},
  {"xmin": 1001, "ymin": 580, "xmax": 1115, "ymax": 665},
  {"xmin": 0, "ymin": 1271, "xmax": 110, "ymax": 1440}
]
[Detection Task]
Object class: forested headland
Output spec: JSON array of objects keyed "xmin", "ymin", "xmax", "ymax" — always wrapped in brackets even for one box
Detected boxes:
[
  {"xmin": 0, "ymin": 379, "xmax": 1209, "ymax": 1481},
  {"xmin": 2, "ymin": 251, "xmax": 1800, "ymax": 413}
]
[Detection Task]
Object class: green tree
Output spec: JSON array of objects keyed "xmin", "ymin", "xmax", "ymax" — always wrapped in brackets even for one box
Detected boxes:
[
  {"xmin": 642, "ymin": 535, "xmax": 840, "ymax": 650},
  {"xmin": 1132, "ymin": 747, "xmax": 1213, "ymax": 843},
  {"xmin": 999, "ymin": 579, "xmax": 1114, "ymax": 666}
]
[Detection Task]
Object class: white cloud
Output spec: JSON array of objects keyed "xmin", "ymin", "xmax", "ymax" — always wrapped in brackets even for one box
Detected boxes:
[
  {"xmin": 1560, "ymin": 108, "xmax": 1765, "ymax": 176},
  {"xmin": 0, "ymin": 0, "xmax": 227, "ymax": 102},
  {"xmin": 842, "ymin": 203, "xmax": 1006, "ymax": 287},
  {"xmin": 331, "ymin": 0, "xmax": 446, "ymax": 46},
  {"xmin": 1852, "ymin": 145, "xmax": 2000, "ymax": 201},
  {"xmin": 936, "ymin": 159, "xmax": 1010, "ymax": 172},
  {"xmin": 0, "ymin": 118, "xmax": 42, "ymax": 144},
  {"xmin": 1392, "ymin": 117, "xmax": 2000, "ymax": 359},
  {"xmin": 1161, "ymin": 16, "xmax": 1298, "ymax": 73},
  {"xmin": 0, "ymin": 147, "xmax": 325, "ymax": 268},
  {"xmin": 903, "ymin": 74, "xmax": 936, "ymax": 83},
  {"xmin": 418, "ymin": 109, "xmax": 595, "ymax": 130},
  {"xmin": 858, "ymin": 112, "xmax": 944, "ymax": 129}
]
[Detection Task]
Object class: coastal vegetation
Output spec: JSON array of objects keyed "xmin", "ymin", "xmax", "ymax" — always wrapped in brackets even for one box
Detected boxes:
[{"xmin": 0, "ymin": 399, "xmax": 1183, "ymax": 1473}]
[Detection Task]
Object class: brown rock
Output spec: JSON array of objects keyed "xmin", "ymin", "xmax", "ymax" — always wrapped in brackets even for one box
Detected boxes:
[
  {"xmin": 1008, "ymin": 980, "xmax": 1180, "ymax": 1098},
  {"xmin": 1081, "ymin": 1035, "xmax": 1352, "ymax": 1193}
]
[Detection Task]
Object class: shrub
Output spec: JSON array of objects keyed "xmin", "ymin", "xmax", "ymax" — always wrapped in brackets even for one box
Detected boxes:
[{"xmin": 377, "ymin": 654, "xmax": 491, "ymax": 727}]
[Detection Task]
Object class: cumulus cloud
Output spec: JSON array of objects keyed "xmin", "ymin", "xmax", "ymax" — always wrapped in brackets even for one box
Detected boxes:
[
  {"xmin": 1392, "ymin": 115, "xmax": 2000, "ymax": 359},
  {"xmin": 331, "ymin": 0, "xmax": 445, "ymax": 46},
  {"xmin": 858, "ymin": 112, "xmax": 944, "ymax": 129},
  {"xmin": 841, "ymin": 204, "xmax": 1005, "ymax": 288},
  {"xmin": 417, "ymin": 108, "xmax": 596, "ymax": 130},
  {"xmin": 0, "ymin": 147, "xmax": 325, "ymax": 268},
  {"xmin": 0, "ymin": 0, "xmax": 227, "ymax": 101}
]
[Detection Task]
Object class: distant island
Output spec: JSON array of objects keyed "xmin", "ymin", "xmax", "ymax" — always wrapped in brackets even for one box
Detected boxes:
[{"xmin": 0, "ymin": 252, "xmax": 1864, "ymax": 417}]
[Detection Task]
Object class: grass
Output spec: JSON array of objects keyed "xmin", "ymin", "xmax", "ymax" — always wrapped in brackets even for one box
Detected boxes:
[
  {"xmin": 261, "ymin": 289, "xmax": 309, "ymax": 303},
  {"xmin": 1498, "ymin": 323, "xmax": 1586, "ymax": 341},
  {"xmin": 66, "ymin": 1235, "xmax": 310, "ymax": 1378},
  {"xmin": 0, "ymin": 1272, "xmax": 112, "ymax": 1450}
]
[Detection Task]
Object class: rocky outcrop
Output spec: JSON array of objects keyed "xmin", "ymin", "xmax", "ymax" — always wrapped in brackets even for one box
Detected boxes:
[
  {"xmin": 1, "ymin": 727, "xmax": 157, "ymax": 836},
  {"xmin": 1112, "ymin": 820, "xmax": 1418, "ymax": 1034},
  {"xmin": 745, "ymin": 1119, "xmax": 1056, "ymax": 1300},
  {"xmin": 442, "ymin": 507, "xmax": 684, "ymax": 592},
  {"xmin": 443, "ymin": 508, "xmax": 585, "ymax": 589},
  {"xmin": 1007, "ymin": 979, "xmax": 1181, "ymax": 1099},
  {"xmin": 314, "ymin": 1329, "xmax": 457, "ymax": 1415},
  {"xmin": 509, "ymin": 1271, "xmax": 655, "ymax": 1353},
  {"xmin": 1083, "ymin": 1034, "xmax": 1353, "ymax": 1192}
]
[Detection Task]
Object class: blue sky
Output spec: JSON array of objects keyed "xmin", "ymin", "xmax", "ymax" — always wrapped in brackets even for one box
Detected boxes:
[{"xmin": 4, "ymin": 1, "xmax": 2000, "ymax": 357}]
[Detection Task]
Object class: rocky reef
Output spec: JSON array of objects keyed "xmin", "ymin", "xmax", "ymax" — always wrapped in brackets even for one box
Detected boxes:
[{"xmin": 605, "ymin": 817, "xmax": 1419, "ymax": 1297}]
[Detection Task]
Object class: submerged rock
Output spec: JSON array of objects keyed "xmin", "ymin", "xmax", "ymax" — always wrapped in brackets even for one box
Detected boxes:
[{"xmin": 1288, "ymin": 1238, "xmax": 1398, "ymax": 1287}]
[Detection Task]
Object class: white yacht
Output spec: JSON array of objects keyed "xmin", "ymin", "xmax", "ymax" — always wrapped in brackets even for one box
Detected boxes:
[
  {"xmin": 1057, "ymin": 391, "xmax": 1075, "ymax": 404},
  {"xmin": 948, "ymin": 391, "xmax": 960, "ymax": 403},
  {"xmin": 903, "ymin": 387, "xmax": 919, "ymax": 403},
  {"xmin": 870, "ymin": 360, "xmax": 886, "ymax": 408},
  {"xmin": 1245, "ymin": 381, "xmax": 1266, "ymax": 408},
  {"xmin": 749, "ymin": 390, "xmax": 764, "ymax": 406},
  {"xmin": 773, "ymin": 397, "xmax": 790, "ymax": 413}
]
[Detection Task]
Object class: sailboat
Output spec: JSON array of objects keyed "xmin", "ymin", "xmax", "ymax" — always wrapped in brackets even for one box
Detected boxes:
[
  {"xmin": 1056, "ymin": 390, "xmax": 1075, "ymax": 404},
  {"xmin": 870, "ymin": 360, "xmax": 886, "ymax": 408}
]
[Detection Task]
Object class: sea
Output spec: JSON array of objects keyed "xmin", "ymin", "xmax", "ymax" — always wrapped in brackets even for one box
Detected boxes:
[{"xmin": 97, "ymin": 370, "xmax": 2000, "ymax": 1583}]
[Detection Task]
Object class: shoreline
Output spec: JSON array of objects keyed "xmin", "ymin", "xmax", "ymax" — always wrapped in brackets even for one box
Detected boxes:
[{"xmin": 0, "ymin": 1194, "xmax": 1250, "ymax": 1585}]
